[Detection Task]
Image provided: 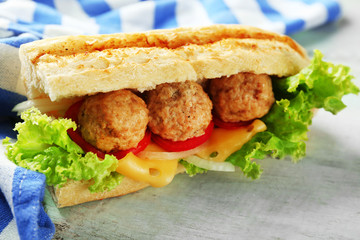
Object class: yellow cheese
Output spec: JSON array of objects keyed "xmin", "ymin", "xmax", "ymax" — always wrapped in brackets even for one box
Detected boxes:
[
  {"xmin": 143, "ymin": 141, "xmax": 166, "ymax": 152},
  {"xmin": 196, "ymin": 119, "xmax": 267, "ymax": 162},
  {"xmin": 115, "ymin": 119, "xmax": 266, "ymax": 188},
  {"xmin": 116, "ymin": 152, "xmax": 178, "ymax": 188}
]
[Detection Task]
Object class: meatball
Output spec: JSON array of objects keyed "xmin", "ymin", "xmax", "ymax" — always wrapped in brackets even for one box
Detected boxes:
[
  {"xmin": 78, "ymin": 90, "xmax": 149, "ymax": 153},
  {"xmin": 147, "ymin": 81, "xmax": 212, "ymax": 141},
  {"xmin": 209, "ymin": 72, "xmax": 275, "ymax": 122}
]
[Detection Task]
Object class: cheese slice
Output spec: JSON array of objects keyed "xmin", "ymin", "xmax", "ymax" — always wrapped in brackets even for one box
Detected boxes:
[
  {"xmin": 116, "ymin": 152, "xmax": 178, "ymax": 188},
  {"xmin": 115, "ymin": 119, "xmax": 266, "ymax": 188},
  {"xmin": 196, "ymin": 119, "xmax": 266, "ymax": 162}
]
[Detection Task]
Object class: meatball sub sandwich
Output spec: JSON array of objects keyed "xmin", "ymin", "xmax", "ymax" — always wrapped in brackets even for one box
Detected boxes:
[{"xmin": 4, "ymin": 25, "xmax": 358, "ymax": 207}]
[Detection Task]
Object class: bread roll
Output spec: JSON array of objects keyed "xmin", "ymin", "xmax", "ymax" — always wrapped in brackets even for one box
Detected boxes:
[
  {"xmin": 52, "ymin": 165, "xmax": 185, "ymax": 208},
  {"xmin": 19, "ymin": 24, "xmax": 309, "ymax": 102}
]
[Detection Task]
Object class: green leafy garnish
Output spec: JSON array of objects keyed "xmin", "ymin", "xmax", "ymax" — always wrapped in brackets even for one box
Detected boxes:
[
  {"xmin": 3, "ymin": 108, "xmax": 123, "ymax": 193},
  {"xmin": 227, "ymin": 50, "xmax": 359, "ymax": 179},
  {"xmin": 179, "ymin": 159, "xmax": 208, "ymax": 177}
]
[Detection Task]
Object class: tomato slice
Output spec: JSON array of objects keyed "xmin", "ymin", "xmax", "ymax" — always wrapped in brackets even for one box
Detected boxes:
[
  {"xmin": 109, "ymin": 130, "xmax": 151, "ymax": 159},
  {"xmin": 151, "ymin": 121, "xmax": 214, "ymax": 152},
  {"xmin": 64, "ymin": 100, "xmax": 151, "ymax": 159},
  {"xmin": 64, "ymin": 99, "xmax": 84, "ymax": 123},
  {"xmin": 213, "ymin": 115, "xmax": 253, "ymax": 129},
  {"xmin": 67, "ymin": 128, "xmax": 106, "ymax": 159}
]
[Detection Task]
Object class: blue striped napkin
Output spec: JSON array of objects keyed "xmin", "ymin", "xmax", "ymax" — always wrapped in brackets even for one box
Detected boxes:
[{"xmin": 0, "ymin": 0, "xmax": 342, "ymax": 239}]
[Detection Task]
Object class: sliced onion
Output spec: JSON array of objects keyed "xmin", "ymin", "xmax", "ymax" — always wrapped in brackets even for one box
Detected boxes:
[
  {"xmin": 183, "ymin": 155, "xmax": 235, "ymax": 172},
  {"xmin": 137, "ymin": 143, "xmax": 206, "ymax": 160},
  {"xmin": 12, "ymin": 97, "xmax": 81, "ymax": 115}
]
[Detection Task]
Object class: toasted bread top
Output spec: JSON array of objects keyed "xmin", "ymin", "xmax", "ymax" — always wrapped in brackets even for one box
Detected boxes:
[{"xmin": 19, "ymin": 24, "xmax": 309, "ymax": 101}]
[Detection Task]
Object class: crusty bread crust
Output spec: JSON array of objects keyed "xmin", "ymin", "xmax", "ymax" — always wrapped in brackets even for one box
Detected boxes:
[
  {"xmin": 52, "ymin": 165, "xmax": 185, "ymax": 208},
  {"xmin": 52, "ymin": 177, "xmax": 149, "ymax": 208},
  {"xmin": 19, "ymin": 24, "xmax": 310, "ymax": 101}
]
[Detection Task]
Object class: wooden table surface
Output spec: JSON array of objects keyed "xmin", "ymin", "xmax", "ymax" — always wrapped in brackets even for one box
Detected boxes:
[{"xmin": 47, "ymin": 1, "xmax": 360, "ymax": 239}]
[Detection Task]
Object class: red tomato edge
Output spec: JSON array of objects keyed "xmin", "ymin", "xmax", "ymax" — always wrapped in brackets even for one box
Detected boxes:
[
  {"xmin": 151, "ymin": 121, "xmax": 214, "ymax": 152},
  {"xmin": 213, "ymin": 114, "xmax": 253, "ymax": 129}
]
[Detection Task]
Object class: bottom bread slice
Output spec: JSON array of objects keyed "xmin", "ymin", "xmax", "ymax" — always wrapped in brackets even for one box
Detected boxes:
[{"xmin": 50, "ymin": 165, "xmax": 185, "ymax": 208}]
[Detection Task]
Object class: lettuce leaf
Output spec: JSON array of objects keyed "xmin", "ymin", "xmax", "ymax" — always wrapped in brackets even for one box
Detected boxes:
[
  {"xmin": 179, "ymin": 159, "xmax": 208, "ymax": 177},
  {"xmin": 3, "ymin": 108, "xmax": 123, "ymax": 193},
  {"xmin": 227, "ymin": 50, "xmax": 359, "ymax": 179}
]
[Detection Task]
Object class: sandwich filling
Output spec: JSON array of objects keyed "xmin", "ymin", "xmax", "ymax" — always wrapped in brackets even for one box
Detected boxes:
[
  {"xmin": 4, "ymin": 50, "xmax": 359, "ymax": 196},
  {"xmin": 69, "ymin": 71, "xmax": 273, "ymax": 160},
  {"xmin": 55, "ymin": 71, "xmax": 272, "ymax": 188}
]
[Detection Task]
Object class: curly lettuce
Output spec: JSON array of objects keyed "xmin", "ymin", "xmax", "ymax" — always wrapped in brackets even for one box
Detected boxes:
[
  {"xmin": 179, "ymin": 159, "xmax": 208, "ymax": 177},
  {"xmin": 3, "ymin": 108, "xmax": 123, "ymax": 193},
  {"xmin": 227, "ymin": 50, "xmax": 359, "ymax": 179}
]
